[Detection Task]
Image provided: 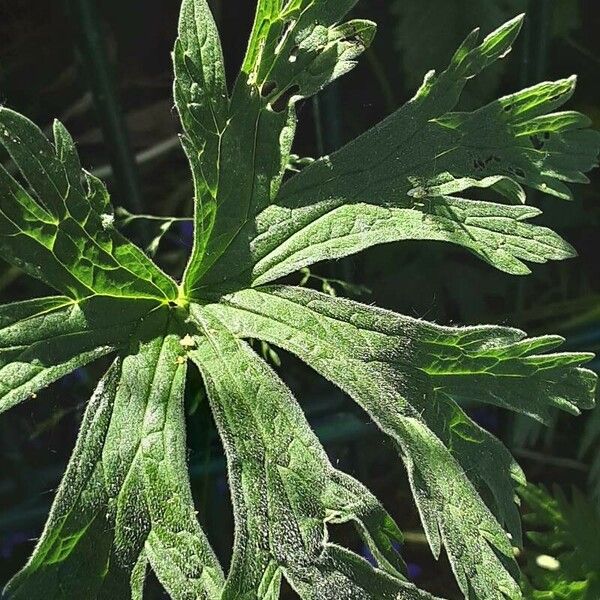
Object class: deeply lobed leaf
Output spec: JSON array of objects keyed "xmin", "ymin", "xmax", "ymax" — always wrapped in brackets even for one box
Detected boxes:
[
  {"xmin": 180, "ymin": 0, "xmax": 375, "ymax": 295},
  {"xmin": 0, "ymin": 112, "xmax": 177, "ymax": 301},
  {"xmin": 190, "ymin": 309, "xmax": 439, "ymax": 600},
  {"xmin": 193, "ymin": 18, "xmax": 600, "ymax": 294},
  {"xmin": 5, "ymin": 308, "xmax": 223, "ymax": 600},
  {"xmin": 203, "ymin": 285, "xmax": 596, "ymax": 599},
  {"xmin": 0, "ymin": 2, "xmax": 598, "ymax": 600}
]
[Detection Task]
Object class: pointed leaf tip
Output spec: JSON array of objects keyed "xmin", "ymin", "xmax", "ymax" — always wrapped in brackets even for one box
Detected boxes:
[{"xmin": 480, "ymin": 14, "xmax": 524, "ymax": 62}]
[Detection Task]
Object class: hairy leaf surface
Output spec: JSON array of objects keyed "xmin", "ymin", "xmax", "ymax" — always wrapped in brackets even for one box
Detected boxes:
[
  {"xmin": 204, "ymin": 285, "xmax": 596, "ymax": 599},
  {"xmin": 0, "ymin": 295, "xmax": 160, "ymax": 415},
  {"xmin": 0, "ymin": 112, "xmax": 177, "ymax": 301},
  {"xmin": 181, "ymin": 0, "xmax": 375, "ymax": 294},
  {"xmin": 0, "ymin": 2, "xmax": 598, "ymax": 599},
  {"xmin": 194, "ymin": 18, "xmax": 600, "ymax": 293},
  {"xmin": 5, "ymin": 309, "xmax": 223, "ymax": 600},
  {"xmin": 174, "ymin": 0, "xmax": 229, "ymax": 279},
  {"xmin": 190, "ymin": 310, "xmax": 438, "ymax": 600}
]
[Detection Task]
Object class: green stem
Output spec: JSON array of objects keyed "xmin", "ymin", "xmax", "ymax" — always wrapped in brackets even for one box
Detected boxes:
[
  {"xmin": 516, "ymin": 0, "xmax": 552, "ymax": 317},
  {"xmin": 116, "ymin": 209, "xmax": 192, "ymax": 225},
  {"xmin": 65, "ymin": 0, "xmax": 144, "ymax": 215},
  {"xmin": 312, "ymin": 96, "xmax": 325, "ymax": 157},
  {"xmin": 521, "ymin": 0, "xmax": 551, "ymax": 86},
  {"xmin": 366, "ymin": 47, "xmax": 397, "ymax": 114}
]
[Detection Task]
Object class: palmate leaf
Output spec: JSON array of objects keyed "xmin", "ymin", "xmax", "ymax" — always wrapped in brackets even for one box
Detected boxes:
[
  {"xmin": 194, "ymin": 17, "xmax": 600, "ymax": 293},
  {"xmin": 5, "ymin": 308, "xmax": 223, "ymax": 600},
  {"xmin": 0, "ymin": 1, "xmax": 598, "ymax": 599},
  {"xmin": 190, "ymin": 310, "xmax": 437, "ymax": 600},
  {"xmin": 203, "ymin": 285, "xmax": 596, "ymax": 600}
]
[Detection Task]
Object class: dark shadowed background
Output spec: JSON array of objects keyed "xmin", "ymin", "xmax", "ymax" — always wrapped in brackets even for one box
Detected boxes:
[{"xmin": 0, "ymin": 0, "xmax": 599, "ymax": 597}]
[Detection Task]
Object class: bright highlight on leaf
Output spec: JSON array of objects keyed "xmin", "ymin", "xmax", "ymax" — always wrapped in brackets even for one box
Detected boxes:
[{"xmin": 0, "ymin": 1, "xmax": 598, "ymax": 599}]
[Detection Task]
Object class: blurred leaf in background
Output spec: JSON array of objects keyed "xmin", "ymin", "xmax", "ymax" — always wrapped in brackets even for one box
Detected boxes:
[
  {"xmin": 391, "ymin": 0, "xmax": 583, "ymax": 107},
  {"xmin": 520, "ymin": 484, "xmax": 600, "ymax": 599},
  {"xmin": 392, "ymin": 0, "xmax": 527, "ymax": 104}
]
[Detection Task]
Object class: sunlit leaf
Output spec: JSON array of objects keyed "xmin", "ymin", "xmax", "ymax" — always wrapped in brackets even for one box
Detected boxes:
[{"xmin": 0, "ymin": 2, "xmax": 597, "ymax": 599}]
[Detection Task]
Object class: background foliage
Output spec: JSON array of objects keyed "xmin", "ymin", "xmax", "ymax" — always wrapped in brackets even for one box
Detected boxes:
[{"xmin": 0, "ymin": 0, "xmax": 598, "ymax": 597}]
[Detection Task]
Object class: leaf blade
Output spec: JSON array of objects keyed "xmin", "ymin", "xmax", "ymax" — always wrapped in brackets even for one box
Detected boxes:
[
  {"xmin": 0, "ymin": 109, "xmax": 178, "ymax": 301},
  {"xmin": 189, "ymin": 308, "xmax": 439, "ymax": 600},
  {"xmin": 194, "ymin": 17, "xmax": 599, "ymax": 293},
  {"xmin": 182, "ymin": 0, "xmax": 375, "ymax": 295},
  {"xmin": 4, "ymin": 309, "xmax": 223, "ymax": 600},
  {"xmin": 0, "ymin": 295, "xmax": 160, "ymax": 415},
  {"xmin": 174, "ymin": 0, "xmax": 229, "ymax": 280},
  {"xmin": 204, "ymin": 285, "xmax": 597, "ymax": 599}
]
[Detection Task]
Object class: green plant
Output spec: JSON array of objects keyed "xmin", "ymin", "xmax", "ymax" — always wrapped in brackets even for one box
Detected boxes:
[
  {"xmin": 519, "ymin": 484, "xmax": 600, "ymax": 599},
  {"xmin": 0, "ymin": 1, "xmax": 599, "ymax": 598}
]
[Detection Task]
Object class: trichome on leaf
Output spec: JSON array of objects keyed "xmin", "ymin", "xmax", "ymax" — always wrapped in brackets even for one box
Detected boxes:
[{"xmin": 0, "ymin": 1, "xmax": 598, "ymax": 599}]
